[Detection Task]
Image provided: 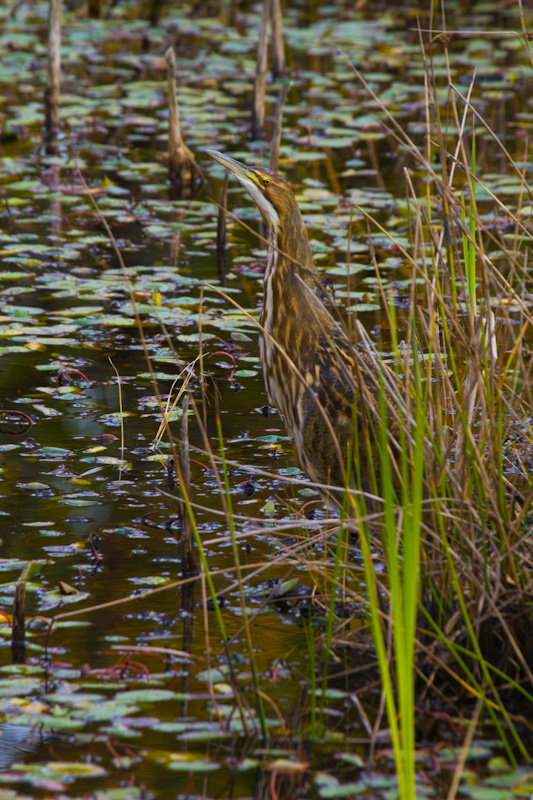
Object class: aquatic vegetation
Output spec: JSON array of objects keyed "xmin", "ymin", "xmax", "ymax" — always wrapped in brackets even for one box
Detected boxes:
[{"xmin": 0, "ymin": 1, "xmax": 532, "ymax": 798}]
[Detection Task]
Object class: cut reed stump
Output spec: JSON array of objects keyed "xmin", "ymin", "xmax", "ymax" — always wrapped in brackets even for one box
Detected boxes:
[
  {"xmin": 165, "ymin": 47, "xmax": 203, "ymax": 188},
  {"xmin": 270, "ymin": 0, "xmax": 286, "ymax": 78},
  {"xmin": 251, "ymin": 0, "xmax": 270, "ymax": 139},
  {"xmin": 269, "ymin": 82, "xmax": 290, "ymax": 172},
  {"xmin": 44, "ymin": 0, "xmax": 62, "ymax": 147}
]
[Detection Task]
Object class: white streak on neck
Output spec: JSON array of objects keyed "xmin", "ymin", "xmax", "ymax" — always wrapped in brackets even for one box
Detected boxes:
[
  {"xmin": 239, "ymin": 179, "xmax": 279, "ymax": 248},
  {"xmin": 261, "ymin": 225, "xmax": 279, "ymax": 373}
]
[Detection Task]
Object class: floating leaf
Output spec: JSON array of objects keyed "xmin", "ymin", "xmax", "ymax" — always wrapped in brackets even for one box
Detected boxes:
[
  {"xmin": 269, "ymin": 579, "xmax": 299, "ymax": 599},
  {"xmin": 318, "ymin": 783, "xmax": 367, "ymax": 798},
  {"xmin": 44, "ymin": 762, "xmax": 107, "ymax": 777},
  {"xmin": 118, "ymin": 689, "xmax": 176, "ymax": 703}
]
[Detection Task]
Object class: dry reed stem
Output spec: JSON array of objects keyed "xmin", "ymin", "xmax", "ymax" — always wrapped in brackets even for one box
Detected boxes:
[
  {"xmin": 165, "ymin": 46, "xmax": 203, "ymax": 186},
  {"xmin": 269, "ymin": 82, "xmax": 290, "ymax": 172},
  {"xmin": 252, "ymin": 0, "xmax": 270, "ymax": 139},
  {"xmin": 110, "ymin": 644, "xmax": 201, "ymax": 661},
  {"xmin": 270, "ymin": 0, "xmax": 286, "ymax": 78},
  {"xmin": 44, "ymin": 0, "xmax": 61, "ymax": 145},
  {"xmin": 216, "ymin": 173, "xmax": 229, "ymax": 285},
  {"xmin": 446, "ymin": 698, "xmax": 482, "ymax": 800}
]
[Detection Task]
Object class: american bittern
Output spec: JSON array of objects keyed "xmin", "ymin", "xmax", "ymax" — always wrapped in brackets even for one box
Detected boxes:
[{"xmin": 207, "ymin": 150, "xmax": 399, "ymax": 504}]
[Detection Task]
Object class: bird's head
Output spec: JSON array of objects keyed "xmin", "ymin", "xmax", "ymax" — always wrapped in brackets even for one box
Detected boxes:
[{"xmin": 206, "ymin": 149, "xmax": 297, "ymax": 236}]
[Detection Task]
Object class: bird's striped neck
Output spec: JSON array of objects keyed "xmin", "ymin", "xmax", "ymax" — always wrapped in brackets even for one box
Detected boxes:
[
  {"xmin": 260, "ymin": 205, "xmax": 320, "ymax": 385},
  {"xmin": 264, "ymin": 208, "xmax": 317, "ymax": 287}
]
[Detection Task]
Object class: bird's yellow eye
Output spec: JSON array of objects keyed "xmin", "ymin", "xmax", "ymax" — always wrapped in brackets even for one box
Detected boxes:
[{"xmin": 263, "ymin": 178, "xmax": 271, "ymax": 187}]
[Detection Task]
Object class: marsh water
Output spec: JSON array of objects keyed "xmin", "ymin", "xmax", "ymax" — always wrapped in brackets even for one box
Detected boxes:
[{"xmin": 0, "ymin": 1, "xmax": 532, "ymax": 797}]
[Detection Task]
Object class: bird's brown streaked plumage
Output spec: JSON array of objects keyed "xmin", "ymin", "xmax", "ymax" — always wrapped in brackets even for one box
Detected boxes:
[{"xmin": 206, "ymin": 149, "xmax": 398, "ymax": 504}]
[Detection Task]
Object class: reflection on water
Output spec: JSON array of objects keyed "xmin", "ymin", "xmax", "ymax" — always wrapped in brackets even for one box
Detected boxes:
[{"xmin": 0, "ymin": 724, "xmax": 52, "ymax": 770}]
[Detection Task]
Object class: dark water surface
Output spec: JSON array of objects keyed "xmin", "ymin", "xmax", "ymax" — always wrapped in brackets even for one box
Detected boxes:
[{"xmin": 0, "ymin": 0, "xmax": 532, "ymax": 797}]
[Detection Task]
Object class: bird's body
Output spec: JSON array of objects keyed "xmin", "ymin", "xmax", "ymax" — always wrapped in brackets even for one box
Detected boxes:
[
  {"xmin": 207, "ymin": 151, "xmax": 392, "ymax": 502},
  {"xmin": 260, "ymin": 238, "xmax": 358, "ymax": 490}
]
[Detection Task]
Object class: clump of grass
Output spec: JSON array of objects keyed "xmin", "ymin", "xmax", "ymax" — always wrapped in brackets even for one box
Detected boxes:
[{"xmin": 333, "ymin": 25, "xmax": 533, "ymax": 793}]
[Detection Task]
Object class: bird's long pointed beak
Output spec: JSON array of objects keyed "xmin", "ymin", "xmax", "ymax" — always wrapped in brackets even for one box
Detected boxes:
[
  {"xmin": 205, "ymin": 149, "xmax": 258, "ymax": 188},
  {"xmin": 206, "ymin": 149, "xmax": 280, "ymax": 234}
]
